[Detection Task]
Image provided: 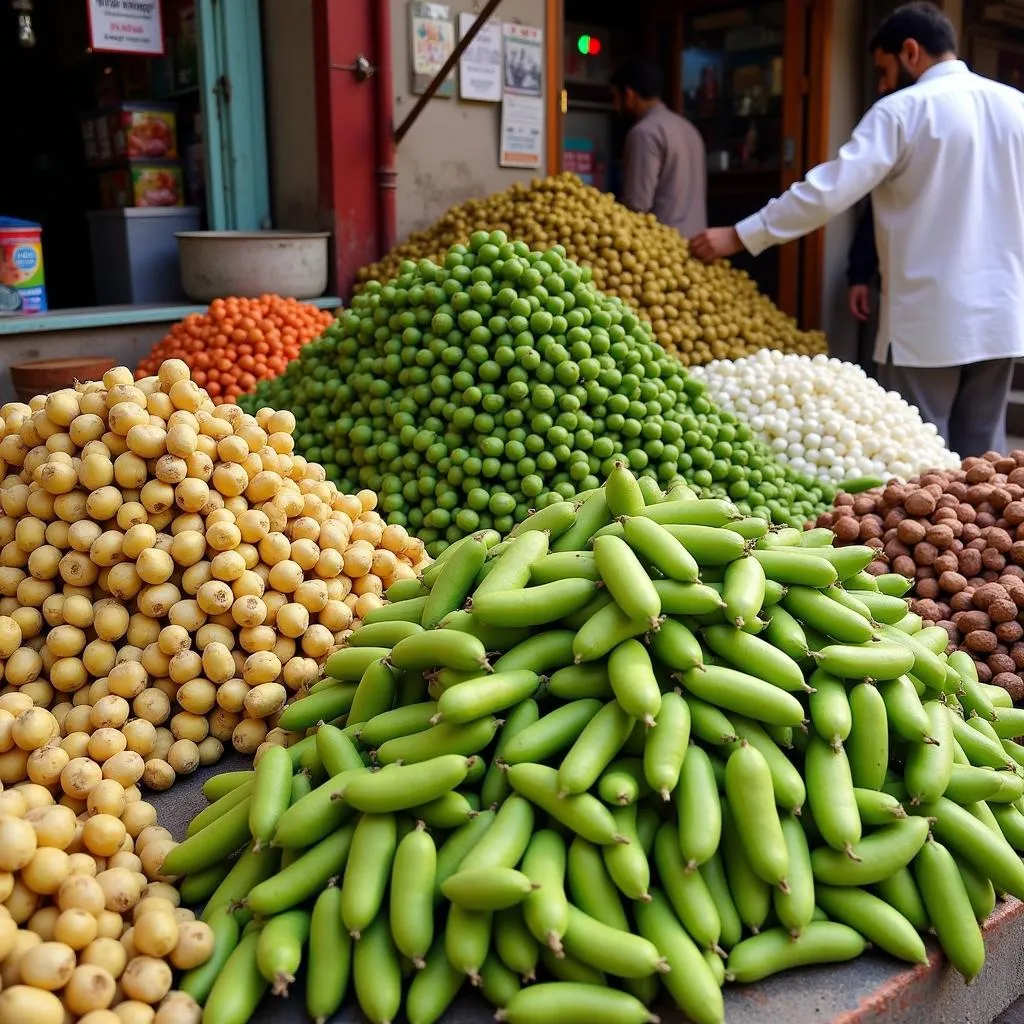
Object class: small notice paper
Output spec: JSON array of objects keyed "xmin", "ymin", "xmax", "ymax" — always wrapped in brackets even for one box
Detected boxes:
[
  {"xmin": 458, "ymin": 12, "xmax": 502, "ymax": 102},
  {"xmin": 499, "ymin": 93, "xmax": 544, "ymax": 169},
  {"xmin": 88, "ymin": 0, "xmax": 165, "ymax": 55}
]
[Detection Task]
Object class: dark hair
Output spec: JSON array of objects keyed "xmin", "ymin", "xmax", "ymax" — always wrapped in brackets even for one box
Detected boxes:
[
  {"xmin": 611, "ymin": 58, "xmax": 664, "ymax": 100},
  {"xmin": 869, "ymin": 2, "xmax": 957, "ymax": 57}
]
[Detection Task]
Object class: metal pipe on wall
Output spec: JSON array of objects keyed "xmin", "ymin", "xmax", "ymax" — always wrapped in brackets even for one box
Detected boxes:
[{"xmin": 373, "ymin": 0, "xmax": 398, "ymax": 254}]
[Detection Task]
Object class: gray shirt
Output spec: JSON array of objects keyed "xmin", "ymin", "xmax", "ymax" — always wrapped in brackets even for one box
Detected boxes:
[{"xmin": 621, "ymin": 102, "xmax": 708, "ymax": 238}]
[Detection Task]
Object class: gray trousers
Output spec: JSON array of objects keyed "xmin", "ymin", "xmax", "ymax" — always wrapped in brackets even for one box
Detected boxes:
[{"xmin": 879, "ymin": 358, "xmax": 1014, "ymax": 459}]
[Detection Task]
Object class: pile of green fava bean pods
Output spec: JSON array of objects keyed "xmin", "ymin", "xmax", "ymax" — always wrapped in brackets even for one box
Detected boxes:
[
  {"xmin": 160, "ymin": 464, "xmax": 1024, "ymax": 1024},
  {"xmin": 239, "ymin": 232, "xmax": 835, "ymax": 557}
]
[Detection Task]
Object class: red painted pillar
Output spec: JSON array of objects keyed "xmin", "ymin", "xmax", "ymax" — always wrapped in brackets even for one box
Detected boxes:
[{"xmin": 313, "ymin": 0, "xmax": 394, "ymax": 300}]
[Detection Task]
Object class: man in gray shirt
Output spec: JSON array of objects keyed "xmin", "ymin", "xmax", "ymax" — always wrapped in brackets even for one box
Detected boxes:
[{"xmin": 611, "ymin": 59, "xmax": 708, "ymax": 238}]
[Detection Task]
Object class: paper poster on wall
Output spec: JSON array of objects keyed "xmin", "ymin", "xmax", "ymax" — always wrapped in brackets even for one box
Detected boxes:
[
  {"xmin": 87, "ymin": 0, "xmax": 165, "ymax": 56},
  {"xmin": 409, "ymin": 2, "xmax": 455, "ymax": 97},
  {"xmin": 499, "ymin": 94, "xmax": 544, "ymax": 169},
  {"xmin": 458, "ymin": 12, "xmax": 503, "ymax": 103},
  {"xmin": 502, "ymin": 23, "xmax": 543, "ymax": 98}
]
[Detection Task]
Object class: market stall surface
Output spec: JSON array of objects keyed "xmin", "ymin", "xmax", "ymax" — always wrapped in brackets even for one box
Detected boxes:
[{"xmin": 153, "ymin": 755, "xmax": 1024, "ymax": 1024}]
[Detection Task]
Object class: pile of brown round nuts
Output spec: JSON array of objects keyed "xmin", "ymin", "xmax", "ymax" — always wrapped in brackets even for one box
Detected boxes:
[{"xmin": 814, "ymin": 451, "xmax": 1024, "ymax": 699}]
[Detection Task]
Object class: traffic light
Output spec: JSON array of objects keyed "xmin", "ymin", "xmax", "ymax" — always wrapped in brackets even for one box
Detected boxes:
[{"xmin": 576, "ymin": 33, "xmax": 602, "ymax": 57}]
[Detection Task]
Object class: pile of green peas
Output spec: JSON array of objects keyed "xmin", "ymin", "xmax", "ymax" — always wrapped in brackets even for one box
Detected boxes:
[{"xmin": 241, "ymin": 232, "xmax": 835, "ymax": 556}]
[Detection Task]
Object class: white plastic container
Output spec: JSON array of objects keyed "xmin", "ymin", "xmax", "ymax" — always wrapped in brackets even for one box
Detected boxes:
[{"xmin": 176, "ymin": 230, "xmax": 330, "ymax": 302}]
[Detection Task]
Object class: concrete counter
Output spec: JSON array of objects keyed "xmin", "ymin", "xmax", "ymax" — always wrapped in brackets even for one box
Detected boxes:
[{"xmin": 150, "ymin": 755, "xmax": 1024, "ymax": 1024}]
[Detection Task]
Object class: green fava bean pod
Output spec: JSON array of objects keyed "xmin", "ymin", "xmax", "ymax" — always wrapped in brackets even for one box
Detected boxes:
[
  {"xmin": 648, "ymin": 618, "xmax": 703, "ymax": 673},
  {"xmin": 622, "ymin": 515, "xmax": 700, "ymax": 583},
  {"xmin": 750, "ymin": 548, "xmax": 838, "ymax": 588},
  {"xmin": 603, "ymin": 803, "xmax": 651, "ymax": 901},
  {"xmin": 445, "ymin": 904, "xmax": 492, "ymax": 983},
  {"xmin": 598, "ymin": 758, "xmax": 649, "ymax": 806},
  {"xmin": 343, "ymin": 755, "xmax": 474, "ymax": 812},
  {"xmin": 854, "ymin": 788, "xmax": 908, "ymax": 826},
  {"xmin": 271, "ymin": 766, "xmax": 364, "ymax": 849},
  {"xmin": 306, "ymin": 884, "xmax": 351, "ymax": 1023},
  {"xmin": 643, "ymin": 690, "xmax": 690, "ymax": 799},
  {"xmin": 390, "ymin": 821, "xmax": 436, "ymax": 965},
  {"xmin": 411, "ymin": 791, "xmax": 477, "ymax": 830},
  {"xmin": 482, "ymin": 698, "xmax": 540, "ymax": 807},
  {"xmin": 725, "ymin": 717, "xmax": 806, "ymax": 813},
  {"xmin": 389, "ymin": 629, "xmax": 491, "ymax": 672},
  {"xmin": 497, "ymin": 982, "xmax": 657, "ymax": 1024},
  {"xmin": 764, "ymin": 605, "xmax": 810, "ymax": 660},
  {"xmin": 479, "ymin": 530, "xmax": 552, "ymax": 596},
  {"xmin": 342, "ymin": 813, "xmax": 397, "ymax": 937},
  {"xmin": 567, "ymin": 837, "xmax": 630, "ymax": 932},
  {"xmin": 721, "ymin": 803, "xmax": 772, "ymax": 933},
  {"xmin": 817, "ymin": 884, "xmax": 928, "ymax": 964},
  {"xmin": 435, "ymin": 670, "xmax": 540, "ymax": 724},
  {"xmin": 873, "ymin": 866, "xmax": 930, "ymax": 931},
  {"xmin": 495, "ymin": 907, "xmax": 540, "ymax": 981},
  {"xmin": 546, "ymin": 664, "xmax": 613, "ymax": 701},
  {"xmin": 459, "ymin": 794, "xmax": 534, "ymax": 872},
  {"xmin": 725, "ymin": 741, "xmax": 790, "ymax": 888},
  {"xmin": 256, "ymin": 908, "xmax": 311, "ymax": 996},
  {"xmin": 248, "ymin": 745, "xmax": 293, "ymax": 852},
  {"xmin": 528, "ymin": 551, "xmax": 601, "ymax": 585},
  {"xmin": 904, "ymin": 701, "xmax": 954, "ymax": 804},
  {"xmin": 558, "ymin": 700, "xmax": 635, "ymax": 796},
  {"xmin": 805, "ymin": 735, "xmax": 861, "ymax": 856},
  {"xmin": 847, "ymin": 682, "xmax": 889, "ymax": 791},
  {"xmin": 572, "ymin": 600, "xmax": 652, "ymax": 663},
  {"xmin": 687, "ymin": 698, "xmax": 739, "ymax": 747},
  {"xmin": 955, "ymin": 854, "xmax": 997, "ymax": 923},
  {"xmin": 877, "ymin": 675, "xmax": 934, "ymax": 743},
  {"xmin": 422, "ymin": 535, "xmax": 490, "ymax": 630},
  {"xmin": 521, "ymin": 829, "xmax": 570, "ymax": 953},
  {"xmin": 472, "ymin": 578, "xmax": 598, "ymax": 628},
  {"xmin": 700, "ymin": 852, "xmax": 743, "ymax": 951},
  {"xmin": 506, "ymin": 763, "xmax": 627, "ymax": 845},
  {"xmin": 246, "ymin": 824, "xmax": 355, "ymax": 917},
  {"xmin": 552, "ymin": 489, "xmax": 613, "ymax": 552},
  {"xmin": 811, "ymin": 817, "xmax": 930, "ymax": 886},
  {"xmin": 353, "ymin": 914, "xmax": 402, "ymax": 1024},
  {"xmin": 434, "ymin": 811, "xmax": 496, "ymax": 900},
  {"xmin": 594, "ymin": 535, "xmax": 661, "ymax": 627},
  {"xmin": 201, "ymin": 843, "xmax": 280, "ymax": 924},
  {"xmin": 494, "ymin": 631, "xmax": 576, "ymax": 674},
  {"xmin": 366, "ymin": 593, "xmax": 429, "ymax": 623},
  {"xmin": 509, "ymin": 500, "xmax": 576, "ymax": 541},
  {"xmin": 325, "ymin": 645, "xmax": 393, "ymax": 682},
  {"xmin": 407, "ymin": 937, "xmax": 467, "ymax": 1024},
  {"xmin": 654, "ymin": 822, "xmax": 721, "ymax": 951},
  {"xmin": 677, "ymin": 665, "xmax": 805, "ymax": 727},
  {"xmin": 808, "ymin": 669, "xmax": 852, "ymax": 748},
  {"xmin": 358, "ymin": 701, "xmax": 439, "ymax": 748},
  {"xmin": 702, "ymin": 625, "xmax": 807, "ymax": 693},
  {"xmin": 653, "ymin": 580, "xmax": 727, "ymax": 616},
  {"xmin": 773, "ymin": 814, "xmax": 816, "ymax": 936},
  {"xmin": 722, "ymin": 555, "xmax": 766, "ymax": 629},
  {"xmin": 726, "ymin": 922, "xmax": 866, "ymax": 983},
  {"xmin": 200, "ymin": 928, "xmax": 268, "ymax": 1024},
  {"xmin": 914, "ymin": 838, "xmax": 986, "ymax": 980},
  {"xmin": 608, "ymin": 639, "xmax": 662, "ymax": 726},
  {"xmin": 202, "ymin": 770, "xmax": 253, "ymax": 802},
  {"xmin": 180, "ymin": 905, "xmax": 240, "ymax": 1005},
  {"xmin": 607, "ymin": 462, "xmax": 647, "ymax": 517},
  {"xmin": 374, "ymin": 716, "xmax": 500, "ymax": 766},
  {"xmin": 562, "ymin": 904, "xmax": 669, "ymax": 978},
  {"xmin": 348, "ymin": 619, "xmax": 424, "ymax": 648},
  {"xmin": 636, "ymin": 890, "xmax": 725, "ymax": 1024},
  {"xmin": 439, "ymin": 610, "xmax": 532, "ymax": 652},
  {"xmin": 480, "ymin": 952, "xmax": 522, "ymax": 1008},
  {"xmin": 179, "ymin": 860, "xmax": 232, "ymax": 908},
  {"xmin": 161, "ymin": 798, "xmax": 252, "ymax": 877},
  {"xmin": 444, "ymin": 867, "xmax": 537, "ymax": 911},
  {"xmin": 501, "ymin": 699, "xmax": 602, "ymax": 766},
  {"xmin": 188, "ymin": 781, "xmax": 253, "ymax": 837},
  {"xmin": 813, "ymin": 642, "xmax": 915, "ymax": 682},
  {"xmin": 782, "ymin": 586, "xmax": 875, "ymax": 644},
  {"xmin": 676, "ymin": 744, "xmax": 723, "ymax": 869},
  {"xmin": 347, "ymin": 659, "xmax": 399, "ymax": 727}
]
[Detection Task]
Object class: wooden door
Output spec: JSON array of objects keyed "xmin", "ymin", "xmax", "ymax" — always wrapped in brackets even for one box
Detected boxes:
[{"xmin": 779, "ymin": 0, "xmax": 834, "ymax": 327}]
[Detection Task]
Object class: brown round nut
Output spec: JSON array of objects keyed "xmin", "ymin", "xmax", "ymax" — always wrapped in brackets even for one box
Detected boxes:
[
  {"xmin": 994, "ymin": 671, "xmax": 1024, "ymax": 701},
  {"xmin": 936, "ymin": 493, "xmax": 960, "ymax": 510},
  {"xmin": 933, "ymin": 552, "xmax": 959, "ymax": 576},
  {"xmin": 852, "ymin": 496, "xmax": 876, "ymax": 516},
  {"xmin": 988, "ymin": 652, "xmax": 1017, "ymax": 675},
  {"xmin": 918, "ymin": 565, "xmax": 937, "ymax": 580},
  {"xmin": 950, "ymin": 592, "xmax": 975, "ymax": 613},
  {"xmin": 983, "ymin": 548, "xmax": 1007, "ymax": 572},
  {"xmin": 935, "ymin": 620, "xmax": 959, "ymax": 646},
  {"xmin": 835, "ymin": 493, "xmax": 855, "ymax": 507},
  {"xmin": 962, "ymin": 522, "xmax": 981, "ymax": 541},
  {"xmin": 865, "ymin": 560, "xmax": 887, "ymax": 577},
  {"xmin": 834, "ymin": 517, "xmax": 860, "ymax": 543},
  {"xmin": 1013, "ymin": 642, "xmax": 1024, "ymax": 669},
  {"xmin": 958, "ymin": 549, "xmax": 983, "ymax": 577},
  {"xmin": 997, "ymin": 621, "xmax": 1024, "ymax": 644},
  {"xmin": 1012, "ymin": 542, "xmax": 1024, "ymax": 568},
  {"xmin": 911, "ymin": 599, "xmax": 942, "ymax": 621},
  {"xmin": 885, "ymin": 540, "xmax": 911, "ymax": 561},
  {"xmin": 925, "ymin": 523, "xmax": 955, "ymax": 549},
  {"xmin": 892, "ymin": 555, "xmax": 917, "ymax": 579},
  {"xmin": 884, "ymin": 508, "xmax": 908, "ymax": 528},
  {"xmin": 990, "ymin": 488, "xmax": 1013, "ymax": 512},
  {"xmin": 933, "ymin": 507, "xmax": 958, "ymax": 524},
  {"xmin": 988, "ymin": 598, "xmax": 1019, "ymax": 624},
  {"xmin": 817, "ymin": 512, "xmax": 835, "ymax": 528},
  {"xmin": 977, "ymin": 513, "xmax": 998, "ymax": 530},
  {"xmin": 957, "ymin": 610, "xmax": 993, "ymax": 634},
  {"xmin": 859, "ymin": 517, "xmax": 884, "ymax": 541},
  {"xmin": 983, "ymin": 570, "xmax": 1002, "ymax": 583},
  {"xmin": 897, "ymin": 520, "xmax": 928, "ymax": 545},
  {"xmin": 974, "ymin": 582, "xmax": 1010, "ymax": 611},
  {"xmin": 882, "ymin": 484, "xmax": 906, "ymax": 505},
  {"xmin": 937, "ymin": 571, "xmax": 968, "ymax": 594},
  {"xmin": 975, "ymin": 659, "xmax": 994, "ymax": 683},
  {"xmin": 913, "ymin": 543, "xmax": 939, "ymax": 567},
  {"xmin": 988, "ymin": 528, "xmax": 1014, "ymax": 554},
  {"xmin": 967, "ymin": 538, "xmax": 988, "ymax": 552},
  {"xmin": 904, "ymin": 490, "xmax": 937, "ymax": 516},
  {"xmin": 965, "ymin": 630, "xmax": 998, "ymax": 654},
  {"xmin": 966, "ymin": 462, "xmax": 996, "ymax": 484},
  {"xmin": 997, "ymin": 458, "xmax": 1018, "ymax": 475},
  {"xmin": 915, "ymin": 578, "xmax": 940, "ymax": 600},
  {"xmin": 1006, "ymin": 566, "xmax": 1024, "ymax": 584}
]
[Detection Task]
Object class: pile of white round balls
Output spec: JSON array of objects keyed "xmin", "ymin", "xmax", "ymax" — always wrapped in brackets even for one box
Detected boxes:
[{"xmin": 690, "ymin": 350, "xmax": 960, "ymax": 483}]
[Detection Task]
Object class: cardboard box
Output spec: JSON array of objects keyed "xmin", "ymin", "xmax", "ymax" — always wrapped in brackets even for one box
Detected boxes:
[{"xmin": 99, "ymin": 162, "xmax": 184, "ymax": 209}]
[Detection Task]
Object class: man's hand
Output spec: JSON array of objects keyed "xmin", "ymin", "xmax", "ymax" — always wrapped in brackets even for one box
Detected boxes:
[
  {"xmin": 848, "ymin": 284, "xmax": 872, "ymax": 321},
  {"xmin": 689, "ymin": 227, "xmax": 743, "ymax": 263}
]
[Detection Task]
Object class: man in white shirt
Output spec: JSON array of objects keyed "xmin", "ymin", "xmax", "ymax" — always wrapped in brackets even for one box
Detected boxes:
[{"xmin": 689, "ymin": 1, "xmax": 1024, "ymax": 458}]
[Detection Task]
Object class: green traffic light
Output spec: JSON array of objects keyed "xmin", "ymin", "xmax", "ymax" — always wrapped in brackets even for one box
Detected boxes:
[{"xmin": 577, "ymin": 34, "xmax": 591, "ymax": 55}]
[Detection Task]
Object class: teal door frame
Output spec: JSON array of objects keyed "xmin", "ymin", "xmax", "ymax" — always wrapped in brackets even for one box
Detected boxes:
[{"xmin": 196, "ymin": 0, "xmax": 270, "ymax": 230}]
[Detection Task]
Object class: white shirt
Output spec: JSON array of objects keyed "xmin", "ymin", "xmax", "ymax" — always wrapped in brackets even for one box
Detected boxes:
[{"xmin": 736, "ymin": 61, "xmax": 1024, "ymax": 368}]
